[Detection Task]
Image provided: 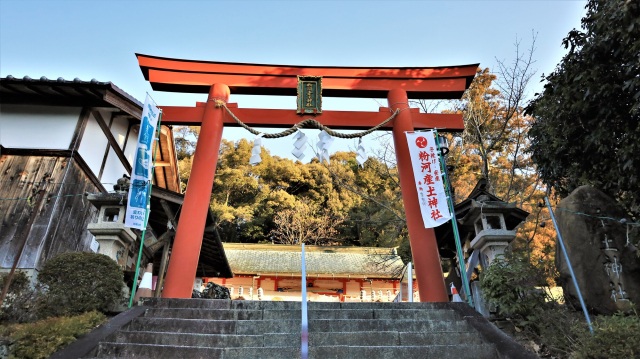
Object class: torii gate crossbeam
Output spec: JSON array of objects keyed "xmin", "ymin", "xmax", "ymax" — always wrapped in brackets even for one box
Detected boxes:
[{"xmin": 137, "ymin": 54, "xmax": 478, "ymax": 302}]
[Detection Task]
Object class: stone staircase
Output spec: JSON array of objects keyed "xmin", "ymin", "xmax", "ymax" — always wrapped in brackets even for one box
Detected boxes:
[{"xmin": 51, "ymin": 299, "xmax": 537, "ymax": 359}]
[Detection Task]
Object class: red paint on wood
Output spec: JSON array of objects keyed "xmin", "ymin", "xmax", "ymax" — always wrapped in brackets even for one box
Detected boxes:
[
  {"xmin": 146, "ymin": 69, "xmax": 469, "ymax": 96},
  {"xmin": 389, "ymin": 88, "xmax": 448, "ymax": 303},
  {"xmin": 137, "ymin": 53, "xmax": 478, "ymax": 79},
  {"xmin": 160, "ymin": 105, "xmax": 464, "ymax": 132},
  {"xmin": 161, "ymin": 84, "xmax": 229, "ymax": 298},
  {"xmin": 136, "ymin": 53, "xmax": 478, "ymax": 99}
]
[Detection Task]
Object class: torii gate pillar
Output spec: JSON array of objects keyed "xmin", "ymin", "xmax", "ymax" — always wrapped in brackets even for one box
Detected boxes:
[
  {"xmin": 389, "ymin": 88, "xmax": 448, "ymax": 302},
  {"xmin": 162, "ymin": 84, "xmax": 229, "ymax": 298}
]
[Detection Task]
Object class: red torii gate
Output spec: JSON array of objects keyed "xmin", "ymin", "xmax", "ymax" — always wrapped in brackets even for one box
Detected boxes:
[{"xmin": 137, "ymin": 54, "xmax": 478, "ymax": 302}]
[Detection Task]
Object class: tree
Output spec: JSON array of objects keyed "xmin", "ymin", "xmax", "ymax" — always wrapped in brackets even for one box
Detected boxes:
[
  {"xmin": 527, "ymin": 0, "xmax": 640, "ymax": 218},
  {"xmin": 173, "ymin": 126, "xmax": 199, "ymax": 161},
  {"xmin": 36, "ymin": 252, "xmax": 124, "ymax": 317},
  {"xmin": 269, "ymin": 199, "xmax": 342, "ymax": 245},
  {"xmin": 453, "ymin": 35, "xmax": 536, "ymax": 194}
]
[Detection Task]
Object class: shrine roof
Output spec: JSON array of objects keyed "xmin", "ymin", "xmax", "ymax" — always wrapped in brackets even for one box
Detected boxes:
[
  {"xmin": 434, "ymin": 179, "xmax": 530, "ymax": 258},
  {"xmin": 137, "ymin": 53, "xmax": 479, "ymax": 99},
  {"xmin": 222, "ymin": 243, "xmax": 404, "ymax": 279},
  {"xmin": 147, "ymin": 187, "xmax": 233, "ymax": 278},
  {"xmin": 0, "ymin": 75, "xmax": 142, "ymax": 118}
]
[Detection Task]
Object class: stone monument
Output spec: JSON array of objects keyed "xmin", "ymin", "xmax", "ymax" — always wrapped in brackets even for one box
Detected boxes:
[{"xmin": 555, "ymin": 186, "xmax": 639, "ymax": 314}]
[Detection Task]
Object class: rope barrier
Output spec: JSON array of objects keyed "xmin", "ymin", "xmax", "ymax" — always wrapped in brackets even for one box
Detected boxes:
[
  {"xmin": 554, "ymin": 206, "xmax": 639, "ymax": 226},
  {"xmin": 216, "ymin": 100, "xmax": 400, "ymax": 139}
]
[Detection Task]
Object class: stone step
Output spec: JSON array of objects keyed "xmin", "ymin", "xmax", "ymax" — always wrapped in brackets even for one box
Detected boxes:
[
  {"xmin": 112, "ymin": 329, "xmax": 484, "ymax": 348},
  {"xmin": 264, "ymin": 331, "xmax": 486, "ymax": 347},
  {"xmin": 128, "ymin": 317, "xmax": 471, "ymax": 335},
  {"xmin": 146, "ymin": 298, "xmax": 452, "ymax": 311},
  {"xmin": 95, "ymin": 342, "xmax": 226, "ymax": 359},
  {"xmin": 50, "ymin": 300, "xmax": 536, "ymax": 359},
  {"xmin": 346, "ymin": 318, "xmax": 466, "ymax": 333},
  {"xmin": 338, "ymin": 302, "xmax": 452, "ymax": 310},
  {"xmin": 112, "ymin": 330, "xmax": 265, "ymax": 347},
  {"xmin": 144, "ymin": 308, "xmax": 263, "ymax": 321},
  {"xmin": 144, "ymin": 307, "xmax": 458, "ymax": 321},
  {"xmin": 95, "ymin": 343, "xmax": 498, "ymax": 359}
]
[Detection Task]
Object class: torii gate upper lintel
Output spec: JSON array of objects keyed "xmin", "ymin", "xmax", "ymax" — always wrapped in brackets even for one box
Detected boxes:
[{"xmin": 136, "ymin": 53, "xmax": 478, "ymax": 302}]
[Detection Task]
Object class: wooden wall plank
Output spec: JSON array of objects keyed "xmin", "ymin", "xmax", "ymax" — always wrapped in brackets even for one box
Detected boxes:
[{"xmin": 0, "ymin": 154, "xmax": 100, "ymax": 271}]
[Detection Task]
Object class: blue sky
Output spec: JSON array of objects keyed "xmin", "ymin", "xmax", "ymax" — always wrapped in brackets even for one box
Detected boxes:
[{"xmin": 0, "ymin": 0, "xmax": 587, "ymax": 159}]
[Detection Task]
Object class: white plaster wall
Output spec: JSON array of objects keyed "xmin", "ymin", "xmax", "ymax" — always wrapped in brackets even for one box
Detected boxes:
[
  {"xmin": 102, "ymin": 148, "xmax": 128, "ymax": 189},
  {"xmin": 110, "ymin": 116, "xmax": 129, "ymax": 150},
  {"xmin": 123, "ymin": 126, "xmax": 139, "ymax": 166},
  {"xmin": 78, "ymin": 114, "xmax": 108, "ymax": 178},
  {"xmin": 0, "ymin": 104, "xmax": 80, "ymax": 149}
]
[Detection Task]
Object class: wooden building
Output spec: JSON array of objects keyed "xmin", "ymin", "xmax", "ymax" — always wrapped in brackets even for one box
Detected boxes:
[
  {"xmin": 207, "ymin": 243, "xmax": 417, "ymax": 302},
  {"xmin": 0, "ymin": 76, "xmax": 231, "ymax": 284}
]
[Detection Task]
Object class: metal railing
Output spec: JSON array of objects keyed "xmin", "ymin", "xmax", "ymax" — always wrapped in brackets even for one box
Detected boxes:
[
  {"xmin": 393, "ymin": 262, "xmax": 413, "ymax": 302},
  {"xmin": 300, "ymin": 243, "xmax": 309, "ymax": 359}
]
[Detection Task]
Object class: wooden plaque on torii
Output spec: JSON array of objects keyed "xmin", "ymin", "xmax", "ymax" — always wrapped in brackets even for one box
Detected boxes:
[{"xmin": 136, "ymin": 53, "xmax": 478, "ymax": 302}]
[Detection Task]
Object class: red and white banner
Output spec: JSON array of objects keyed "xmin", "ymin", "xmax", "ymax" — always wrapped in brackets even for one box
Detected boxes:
[{"xmin": 405, "ymin": 131, "xmax": 451, "ymax": 228}]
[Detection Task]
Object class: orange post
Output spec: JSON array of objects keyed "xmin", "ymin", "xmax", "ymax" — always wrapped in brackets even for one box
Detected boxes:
[
  {"xmin": 388, "ymin": 88, "xmax": 448, "ymax": 302},
  {"xmin": 162, "ymin": 84, "xmax": 230, "ymax": 298}
]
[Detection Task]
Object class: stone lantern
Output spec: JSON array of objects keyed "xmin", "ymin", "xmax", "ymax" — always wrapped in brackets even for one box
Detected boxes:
[
  {"xmin": 459, "ymin": 195, "xmax": 528, "ymax": 268},
  {"xmin": 436, "ymin": 179, "xmax": 529, "ymax": 276},
  {"xmin": 460, "ymin": 194, "xmax": 524, "ymax": 268},
  {"xmin": 440, "ymin": 179, "xmax": 529, "ymax": 317},
  {"xmin": 86, "ymin": 192, "xmax": 136, "ymax": 269}
]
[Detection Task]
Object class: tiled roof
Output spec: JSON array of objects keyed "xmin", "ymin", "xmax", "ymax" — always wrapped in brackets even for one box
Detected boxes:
[
  {"xmin": 223, "ymin": 243, "xmax": 404, "ymax": 279},
  {"xmin": 0, "ymin": 75, "xmax": 143, "ymax": 117}
]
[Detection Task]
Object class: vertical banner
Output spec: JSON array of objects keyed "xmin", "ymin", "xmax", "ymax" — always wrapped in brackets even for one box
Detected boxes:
[
  {"xmin": 405, "ymin": 130, "xmax": 452, "ymax": 228},
  {"xmin": 125, "ymin": 94, "xmax": 160, "ymax": 229}
]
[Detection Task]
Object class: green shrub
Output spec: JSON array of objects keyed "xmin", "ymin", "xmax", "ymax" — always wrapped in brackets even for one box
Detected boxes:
[
  {"xmin": 571, "ymin": 312, "xmax": 640, "ymax": 359},
  {"xmin": 3, "ymin": 310, "xmax": 106, "ymax": 359},
  {"xmin": 530, "ymin": 306, "xmax": 584, "ymax": 358},
  {"xmin": 36, "ymin": 252, "xmax": 124, "ymax": 317},
  {"xmin": 0, "ymin": 271, "xmax": 39, "ymax": 323},
  {"xmin": 480, "ymin": 252, "xmax": 548, "ymax": 322},
  {"xmin": 479, "ymin": 250, "xmax": 581, "ymax": 357}
]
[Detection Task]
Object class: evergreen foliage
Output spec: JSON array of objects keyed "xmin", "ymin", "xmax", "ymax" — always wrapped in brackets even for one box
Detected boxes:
[
  {"xmin": 480, "ymin": 250, "xmax": 640, "ymax": 358},
  {"xmin": 527, "ymin": 0, "xmax": 640, "ymax": 218},
  {"xmin": 0, "ymin": 271, "xmax": 39, "ymax": 323},
  {"xmin": 174, "ymin": 137, "xmax": 409, "ymax": 251},
  {"xmin": 1, "ymin": 311, "xmax": 106, "ymax": 359},
  {"xmin": 572, "ymin": 312, "xmax": 640, "ymax": 359},
  {"xmin": 36, "ymin": 252, "xmax": 124, "ymax": 318},
  {"xmin": 480, "ymin": 251, "xmax": 549, "ymax": 322}
]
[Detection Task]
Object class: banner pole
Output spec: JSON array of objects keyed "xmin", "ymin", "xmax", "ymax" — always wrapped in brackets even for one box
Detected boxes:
[
  {"xmin": 435, "ymin": 130, "xmax": 473, "ymax": 306},
  {"xmin": 129, "ymin": 110, "xmax": 163, "ymax": 308}
]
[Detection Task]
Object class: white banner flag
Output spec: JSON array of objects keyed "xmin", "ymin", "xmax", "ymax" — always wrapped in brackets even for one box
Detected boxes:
[
  {"xmin": 125, "ymin": 94, "xmax": 160, "ymax": 230},
  {"xmin": 405, "ymin": 131, "xmax": 451, "ymax": 228}
]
